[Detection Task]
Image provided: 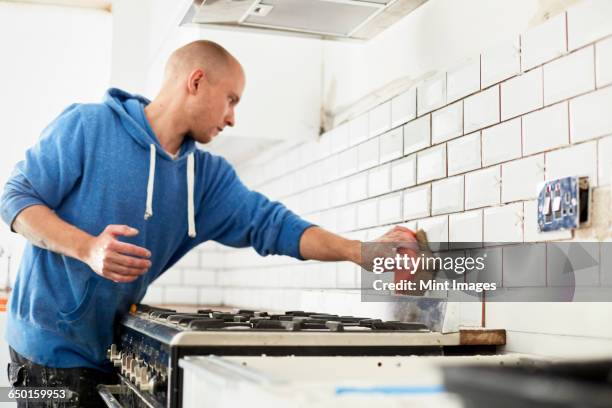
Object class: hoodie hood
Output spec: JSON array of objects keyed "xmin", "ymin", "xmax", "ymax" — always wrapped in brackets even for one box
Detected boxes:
[
  {"xmin": 103, "ymin": 87, "xmax": 198, "ymax": 238},
  {"xmin": 103, "ymin": 87, "xmax": 197, "ymax": 160}
]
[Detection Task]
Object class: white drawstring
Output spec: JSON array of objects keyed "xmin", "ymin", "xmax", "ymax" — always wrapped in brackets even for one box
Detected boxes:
[
  {"xmin": 187, "ymin": 152, "xmax": 196, "ymax": 238},
  {"xmin": 144, "ymin": 144, "xmax": 156, "ymax": 220},
  {"xmin": 144, "ymin": 144, "xmax": 197, "ymax": 238}
]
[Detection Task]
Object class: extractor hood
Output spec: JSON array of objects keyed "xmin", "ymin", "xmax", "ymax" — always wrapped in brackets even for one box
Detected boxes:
[{"xmin": 180, "ymin": 0, "xmax": 428, "ymax": 41}]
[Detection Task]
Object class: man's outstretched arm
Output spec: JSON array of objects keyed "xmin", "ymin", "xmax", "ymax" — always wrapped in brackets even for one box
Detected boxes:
[{"xmin": 298, "ymin": 225, "xmax": 417, "ymax": 266}]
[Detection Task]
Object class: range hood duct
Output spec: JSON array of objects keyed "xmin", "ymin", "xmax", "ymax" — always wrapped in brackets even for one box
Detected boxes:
[{"xmin": 181, "ymin": 0, "xmax": 428, "ymax": 41}]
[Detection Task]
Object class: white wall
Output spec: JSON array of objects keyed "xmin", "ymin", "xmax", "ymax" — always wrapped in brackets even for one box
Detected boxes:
[
  {"xmin": 0, "ymin": 1, "xmax": 113, "ymax": 388},
  {"xmin": 146, "ymin": 0, "xmax": 612, "ymax": 358}
]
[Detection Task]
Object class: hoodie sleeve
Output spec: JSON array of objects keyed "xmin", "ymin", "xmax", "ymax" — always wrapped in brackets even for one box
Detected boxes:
[
  {"xmin": 0, "ymin": 105, "xmax": 85, "ymax": 231},
  {"xmin": 199, "ymin": 155, "xmax": 314, "ymax": 260}
]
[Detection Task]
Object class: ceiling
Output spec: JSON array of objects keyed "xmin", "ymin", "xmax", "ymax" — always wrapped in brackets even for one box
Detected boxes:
[{"xmin": 3, "ymin": 0, "xmax": 111, "ymax": 10}]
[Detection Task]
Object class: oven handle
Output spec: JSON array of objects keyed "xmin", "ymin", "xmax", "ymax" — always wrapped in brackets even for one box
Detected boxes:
[{"xmin": 97, "ymin": 384, "xmax": 125, "ymax": 408}]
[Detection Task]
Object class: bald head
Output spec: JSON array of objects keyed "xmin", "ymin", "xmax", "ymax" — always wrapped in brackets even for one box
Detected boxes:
[{"xmin": 163, "ymin": 40, "xmax": 239, "ymax": 86}]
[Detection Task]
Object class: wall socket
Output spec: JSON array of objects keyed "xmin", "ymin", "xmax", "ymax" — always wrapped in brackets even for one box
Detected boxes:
[{"xmin": 537, "ymin": 176, "xmax": 590, "ymax": 232}]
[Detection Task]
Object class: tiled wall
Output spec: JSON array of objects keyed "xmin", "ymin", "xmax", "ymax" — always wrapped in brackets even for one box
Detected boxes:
[{"xmin": 144, "ymin": 1, "xmax": 612, "ymax": 355}]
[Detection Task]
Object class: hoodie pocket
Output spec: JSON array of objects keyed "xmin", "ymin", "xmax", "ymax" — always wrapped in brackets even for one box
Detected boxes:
[{"xmin": 58, "ymin": 277, "xmax": 99, "ymax": 323}]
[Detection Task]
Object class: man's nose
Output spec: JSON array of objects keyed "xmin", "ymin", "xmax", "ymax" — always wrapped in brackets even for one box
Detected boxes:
[{"xmin": 225, "ymin": 109, "xmax": 235, "ymax": 127}]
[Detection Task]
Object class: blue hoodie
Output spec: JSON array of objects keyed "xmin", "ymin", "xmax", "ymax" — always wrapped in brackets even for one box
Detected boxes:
[{"xmin": 0, "ymin": 88, "xmax": 313, "ymax": 371}]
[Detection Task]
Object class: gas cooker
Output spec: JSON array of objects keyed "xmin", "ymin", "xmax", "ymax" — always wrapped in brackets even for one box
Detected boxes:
[{"xmin": 99, "ymin": 304, "xmax": 505, "ymax": 408}]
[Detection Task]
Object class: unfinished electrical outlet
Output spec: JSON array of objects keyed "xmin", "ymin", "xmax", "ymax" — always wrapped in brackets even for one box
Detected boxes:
[{"xmin": 537, "ymin": 176, "xmax": 590, "ymax": 232}]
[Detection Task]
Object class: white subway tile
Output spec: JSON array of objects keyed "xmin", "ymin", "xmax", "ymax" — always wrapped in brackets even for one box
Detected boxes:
[
  {"xmin": 432, "ymin": 101, "xmax": 463, "ymax": 144},
  {"xmin": 378, "ymin": 192, "xmax": 403, "ymax": 224},
  {"xmin": 596, "ymin": 36, "xmax": 612, "ymax": 87},
  {"xmin": 522, "ymin": 102, "xmax": 569, "ymax": 155},
  {"xmin": 312, "ymin": 184, "xmax": 330, "ymax": 211},
  {"xmin": 416, "ymin": 215, "xmax": 449, "ymax": 244},
  {"xmin": 187, "ymin": 270, "xmax": 217, "ymax": 286},
  {"xmin": 417, "ymin": 144, "xmax": 447, "ymax": 183},
  {"xmin": 570, "ymin": 86, "xmax": 612, "ymax": 143},
  {"xmin": 403, "ymin": 115, "xmax": 431, "ymax": 155},
  {"xmin": 447, "ymin": 57, "xmax": 481, "ymax": 103},
  {"xmin": 154, "ymin": 269, "xmax": 182, "ymax": 286},
  {"xmin": 330, "ymin": 180, "xmax": 348, "ymax": 207},
  {"xmin": 598, "ymin": 135, "xmax": 612, "ymax": 185},
  {"xmin": 523, "ymin": 200, "xmax": 573, "ymax": 241},
  {"xmin": 481, "ymin": 36, "xmax": 521, "ymax": 88},
  {"xmin": 502, "ymin": 154, "xmax": 545, "ymax": 202},
  {"xmin": 142, "ymin": 286, "xmax": 164, "ymax": 305},
  {"xmin": 501, "ymin": 67, "xmax": 544, "ymax": 120},
  {"xmin": 357, "ymin": 137, "xmax": 379, "ymax": 171},
  {"xmin": 379, "ymin": 127, "xmax": 403, "ymax": 163},
  {"xmin": 464, "ymin": 86, "xmax": 500, "ymax": 133},
  {"xmin": 330, "ymin": 123, "xmax": 350, "ymax": 153},
  {"xmin": 465, "ymin": 166, "xmax": 501, "ymax": 209},
  {"xmin": 368, "ymin": 165, "xmax": 391, "ymax": 197},
  {"xmin": 369, "ymin": 101, "xmax": 392, "ymax": 138},
  {"xmin": 316, "ymin": 134, "xmax": 333, "ymax": 160},
  {"xmin": 482, "ymin": 118, "xmax": 522, "ymax": 166},
  {"xmin": 520, "ymin": 13, "xmax": 567, "ymax": 71},
  {"xmin": 449, "ymin": 209, "xmax": 483, "ymax": 243},
  {"xmin": 349, "ymin": 114, "xmax": 369, "ymax": 146},
  {"xmin": 357, "ymin": 199, "xmax": 379, "ymax": 229},
  {"xmin": 347, "ymin": 172, "xmax": 368, "ymax": 202},
  {"xmin": 448, "ymin": 132, "xmax": 482, "ymax": 175},
  {"xmin": 338, "ymin": 205, "xmax": 357, "ymax": 232},
  {"xmin": 321, "ymin": 155, "xmax": 339, "ymax": 183},
  {"xmin": 544, "ymin": 46, "xmax": 595, "ymax": 105},
  {"xmin": 503, "ymin": 243, "xmax": 546, "ymax": 286},
  {"xmin": 336, "ymin": 262, "xmax": 357, "ymax": 289},
  {"xmin": 431, "ymin": 175, "xmax": 464, "ymax": 215},
  {"xmin": 338, "ymin": 147, "xmax": 359, "ymax": 177},
  {"xmin": 546, "ymin": 141, "xmax": 598, "ymax": 186},
  {"xmin": 403, "ymin": 185, "xmax": 430, "ymax": 220},
  {"xmin": 165, "ymin": 287, "xmax": 199, "ymax": 305},
  {"xmin": 417, "ymin": 74, "xmax": 446, "ymax": 116},
  {"xmin": 391, "ymin": 87, "xmax": 417, "ymax": 127},
  {"xmin": 391, "ymin": 155, "xmax": 416, "ymax": 191},
  {"xmin": 567, "ymin": 0, "xmax": 612, "ymax": 50},
  {"xmin": 176, "ymin": 251, "xmax": 199, "ymax": 268},
  {"xmin": 199, "ymin": 288, "xmax": 223, "ymax": 306},
  {"xmin": 483, "ymin": 203, "xmax": 524, "ymax": 242}
]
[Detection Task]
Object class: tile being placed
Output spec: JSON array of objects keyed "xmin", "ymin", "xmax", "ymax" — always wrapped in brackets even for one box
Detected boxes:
[
  {"xmin": 481, "ymin": 118, "xmax": 522, "ymax": 166},
  {"xmin": 391, "ymin": 87, "xmax": 417, "ymax": 127},
  {"xmin": 432, "ymin": 101, "xmax": 463, "ymax": 144}
]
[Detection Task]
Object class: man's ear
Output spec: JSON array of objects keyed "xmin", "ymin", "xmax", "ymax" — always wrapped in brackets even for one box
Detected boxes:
[{"xmin": 187, "ymin": 69, "xmax": 205, "ymax": 94}]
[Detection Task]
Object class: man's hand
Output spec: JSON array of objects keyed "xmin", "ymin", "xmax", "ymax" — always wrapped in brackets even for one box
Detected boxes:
[{"xmin": 83, "ymin": 225, "xmax": 151, "ymax": 283}]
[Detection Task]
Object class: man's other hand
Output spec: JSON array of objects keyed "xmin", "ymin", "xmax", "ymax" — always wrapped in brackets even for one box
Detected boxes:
[{"xmin": 84, "ymin": 225, "xmax": 151, "ymax": 283}]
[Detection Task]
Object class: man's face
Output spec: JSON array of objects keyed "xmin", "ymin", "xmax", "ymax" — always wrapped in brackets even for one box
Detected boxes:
[{"xmin": 187, "ymin": 61, "xmax": 245, "ymax": 144}]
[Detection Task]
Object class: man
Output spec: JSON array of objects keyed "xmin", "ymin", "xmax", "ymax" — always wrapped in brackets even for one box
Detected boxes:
[{"xmin": 0, "ymin": 40, "xmax": 416, "ymax": 406}]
